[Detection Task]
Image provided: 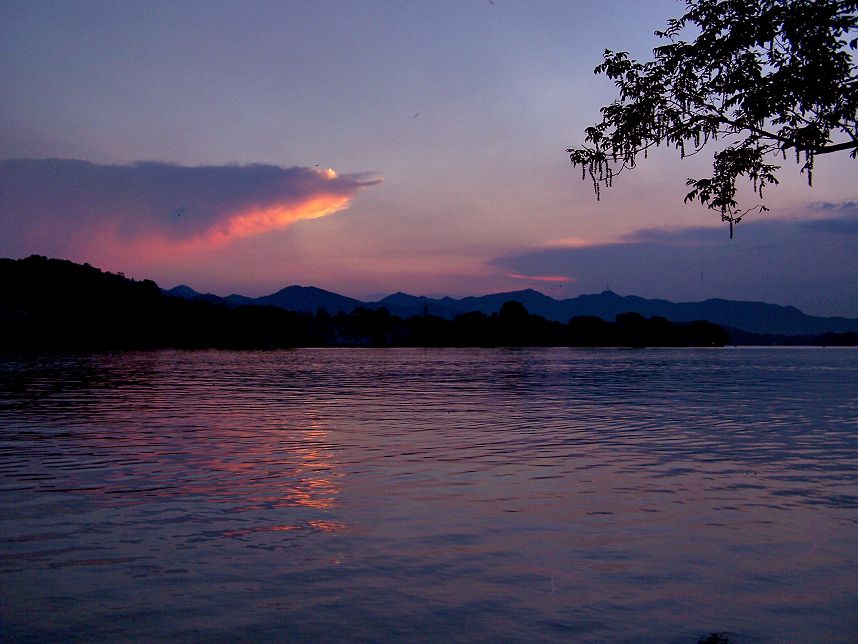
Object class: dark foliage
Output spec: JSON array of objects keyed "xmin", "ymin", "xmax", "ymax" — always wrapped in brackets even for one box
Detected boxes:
[
  {"xmin": 0, "ymin": 256, "xmax": 733, "ymax": 351},
  {"xmin": 725, "ymin": 326, "xmax": 858, "ymax": 346},
  {"xmin": 698, "ymin": 633, "xmax": 733, "ymax": 644},
  {"xmin": 0, "ymin": 256, "xmax": 315, "ymax": 350},
  {"xmin": 568, "ymin": 0, "xmax": 858, "ymax": 235}
]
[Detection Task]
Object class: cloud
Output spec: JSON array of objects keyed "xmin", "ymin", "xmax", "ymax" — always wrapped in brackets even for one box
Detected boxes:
[
  {"xmin": 812, "ymin": 200, "xmax": 858, "ymax": 213},
  {"xmin": 508, "ymin": 273, "xmax": 573, "ymax": 284},
  {"xmin": 620, "ymin": 225, "xmax": 724, "ymax": 246},
  {"xmin": 0, "ymin": 158, "xmax": 380, "ymax": 260},
  {"xmin": 492, "ymin": 211, "xmax": 858, "ymax": 317}
]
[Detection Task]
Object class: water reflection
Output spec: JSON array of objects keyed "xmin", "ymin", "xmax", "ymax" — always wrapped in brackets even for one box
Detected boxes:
[
  {"xmin": 0, "ymin": 353, "xmax": 344, "ymax": 518},
  {"xmin": 0, "ymin": 348, "xmax": 857, "ymax": 642}
]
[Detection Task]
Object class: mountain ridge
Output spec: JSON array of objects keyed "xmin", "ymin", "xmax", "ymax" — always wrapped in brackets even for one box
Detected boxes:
[{"xmin": 167, "ymin": 284, "xmax": 858, "ymax": 336}]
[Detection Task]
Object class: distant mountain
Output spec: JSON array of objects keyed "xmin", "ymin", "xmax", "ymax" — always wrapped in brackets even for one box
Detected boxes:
[
  {"xmin": 3, "ymin": 256, "xmax": 739, "ymax": 350},
  {"xmin": 224, "ymin": 293, "xmax": 255, "ymax": 306},
  {"xmin": 370, "ymin": 292, "xmax": 462, "ymax": 320},
  {"xmin": 165, "ymin": 284, "xmax": 858, "ymax": 337},
  {"xmin": 367, "ymin": 289, "xmax": 858, "ymax": 336},
  {"xmin": 165, "ymin": 284, "xmax": 230, "ymax": 305},
  {"xmin": 251, "ymin": 285, "xmax": 363, "ymax": 314},
  {"xmin": 4, "ymin": 256, "xmax": 855, "ymax": 348},
  {"xmin": 167, "ymin": 284, "xmax": 361, "ymax": 314},
  {"xmin": 166, "ymin": 284, "xmax": 200, "ymax": 299},
  {"xmin": 447, "ymin": 289, "xmax": 558, "ymax": 316}
]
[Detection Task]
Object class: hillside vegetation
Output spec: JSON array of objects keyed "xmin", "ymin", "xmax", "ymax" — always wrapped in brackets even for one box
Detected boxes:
[{"xmin": 0, "ymin": 256, "xmax": 738, "ymax": 350}]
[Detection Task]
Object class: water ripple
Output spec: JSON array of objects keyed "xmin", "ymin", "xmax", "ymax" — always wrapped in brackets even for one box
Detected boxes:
[{"xmin": 1, "ymin": 348, "xmax": 857, "ymax": 642}]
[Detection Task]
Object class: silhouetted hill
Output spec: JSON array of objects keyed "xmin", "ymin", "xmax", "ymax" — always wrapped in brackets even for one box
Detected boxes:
[
  {"xmin": 168, "ymin": 283, "xmax": 363, "ymax": 313},
  {"xmin": 454, "ymin": 289, "xmax": 562, "ymax": 317},
  {"xmin": 165, "ymin": 284, "xmax": 232, "ymax": 306},
  {"xmin": 371, "ymin": 292, "xmax": 461, "ymax": 319},
  {"xmin": 2, "ymin": 256, "xmax": 316, "ymax": 350},
  {"xmin": 363, "ymin": 290, "xmax": 858, "ymax": 336},
  {"xmin": 1, "ymin": 256, "xmax": 743, "ymax": 350},
  {"xmin": 254, "ymin": 285, "xmax": 362, "ymax": 313},
  {"xmin": 166, "ymin": 284, "xmax": 200, "ymax": 299},
  {"xmin": 167, "ymin": 280, "xmax": 858, "ymax": 336},
  {"xmin": 10, "ymin": 256, "xmax": 852, "ymax": 349},
  {"xmin": 224, "ymin": 294, "xmax": 254, "ymax": 306}
]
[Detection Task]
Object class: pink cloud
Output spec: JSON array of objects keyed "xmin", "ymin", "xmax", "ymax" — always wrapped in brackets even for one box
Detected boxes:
[
  {"xmin": 0, "ymin": 159, "xmax": 381, "ymax": 263},
  {"xmin": 508, "ymin": 273, "xmax": 574, "ymax": 284}
]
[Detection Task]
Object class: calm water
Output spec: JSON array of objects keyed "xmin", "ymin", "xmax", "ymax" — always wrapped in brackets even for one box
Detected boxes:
[{"xmin": 0, "ymin": 348, "xmax": 856, "ymax": 643}]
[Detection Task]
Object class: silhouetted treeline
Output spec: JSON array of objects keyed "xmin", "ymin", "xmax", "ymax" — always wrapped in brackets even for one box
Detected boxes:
[
  {"xmin": 723, "ymin": 326, "xmax": 858, "ymax": 347},
  {"xmin": 12, "ymin": 255, "xmax": 851, "ymax": 351},
  {"xmin": 0, "ymin": 256, "xmax": 317, "ymax": 350}
]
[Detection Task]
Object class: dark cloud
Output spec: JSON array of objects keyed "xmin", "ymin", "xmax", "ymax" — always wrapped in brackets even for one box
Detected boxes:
[
  {"xmin": 0, "ymin": 158, "xmax": 380, "ymax": 256},
  {"xmin": 621, "ymin": 225, "xmax": 724, "ymax": 246},
  {"xmin": 812, "ymin": 200, "xmax": 858, "ymax": 213},
  {"xmin": 493, "ymin": 213, "xmax": 858, "ymax": 317}
]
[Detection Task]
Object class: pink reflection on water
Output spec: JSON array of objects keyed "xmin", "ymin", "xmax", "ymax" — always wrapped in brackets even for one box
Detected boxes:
[
  {"xmin": 34, "ymin": 373, "xmax": 346, "ymax": 516},
  {"xmin": 306, "ymin": 519, "xmax": 348, "ymax": 533},
  {"xmin": 222, "ymin": 524, "xmax": 303, "ymax": 538},
  {"xmin": 4, "ymin": 349, "xmax": 857, "ymax": 642}
]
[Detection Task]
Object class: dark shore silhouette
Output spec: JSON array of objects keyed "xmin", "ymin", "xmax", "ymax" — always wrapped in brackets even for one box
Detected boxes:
[{"xmin": 1, "ymin": 256, "xmax": 855, "ymax": 351}]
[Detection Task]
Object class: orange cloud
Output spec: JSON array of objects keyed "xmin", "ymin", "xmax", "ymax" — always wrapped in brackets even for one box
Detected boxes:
[
  {"xmin": 201, "ymin": 193, "xmax": 352, "ymax": 247},
  {"xmin": 509, "ymin": 273, "xmax": 574, "ymax": 284},
  {"xmin": 544, "ymin": 236, "xmax": 597, "ymax": 248},
  {"xmin": 81, "ymin": 192, "xmax": 361, "ymax": 269}
]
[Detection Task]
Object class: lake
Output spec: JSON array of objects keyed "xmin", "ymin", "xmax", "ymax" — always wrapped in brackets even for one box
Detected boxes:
[{"xmin": 1, "ymin": 348, "xmax": 856, "ymax": 642}]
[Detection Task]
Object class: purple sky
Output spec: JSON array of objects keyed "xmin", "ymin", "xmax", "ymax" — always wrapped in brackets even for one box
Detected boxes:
[{"xmin": 1, "ymin": 0, "xmax": 856, "ymax": 316}]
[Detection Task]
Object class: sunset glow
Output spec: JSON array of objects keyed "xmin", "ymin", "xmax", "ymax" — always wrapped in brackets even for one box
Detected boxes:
[
  {"xmin": 509, "ymin": 273, "xmax": 573, "ymax": 284},
  {"xmin": 2, "ymin": 3, "xmax": 858, "ymax": 641},
  {"xmin": 0, "ymin": 1, "xmax": 855, "ymax": 315},
  {"xmin": 203, "ymin": 193, "xmax": 352, "ymax": 246}
]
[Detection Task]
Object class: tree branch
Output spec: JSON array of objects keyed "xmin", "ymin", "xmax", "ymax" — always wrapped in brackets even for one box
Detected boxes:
[
  {"xmin": 568, "ymin": 0, "xmax": 858, "ymax": 232},
  {"xmin": 813, "ymin": 140, "xmax": 858, "ymax": 154}
]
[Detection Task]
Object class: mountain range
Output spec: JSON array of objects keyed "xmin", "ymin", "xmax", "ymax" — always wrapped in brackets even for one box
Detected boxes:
[
  {"xmin": 166, "ymin": 284, "xmax": 858, "ymax": 337},
  {"xmin": 1, "ymin": 256, "xmax": 737, "ymax": 350}
]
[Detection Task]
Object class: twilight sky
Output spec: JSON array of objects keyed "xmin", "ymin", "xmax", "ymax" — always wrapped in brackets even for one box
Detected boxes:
[{"xmin": 1, "ymin": 0, "xmax": 856, "ymax": 316}]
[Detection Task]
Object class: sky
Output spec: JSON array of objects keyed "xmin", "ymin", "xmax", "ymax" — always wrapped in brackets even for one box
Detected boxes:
[{"xmin": 1, "ymin": 0, "xmax": 856, "ymax": 317}]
